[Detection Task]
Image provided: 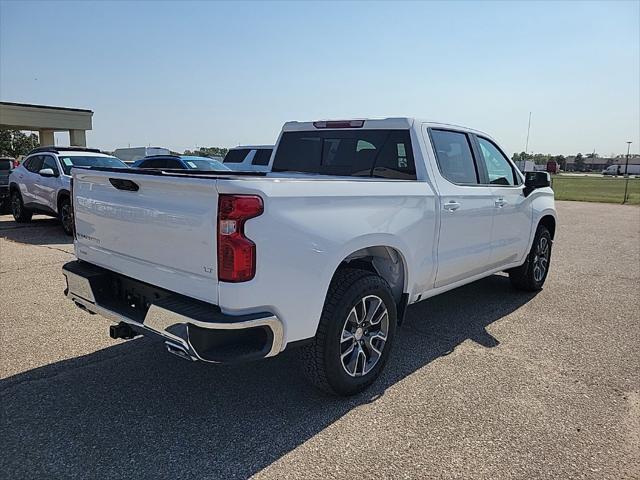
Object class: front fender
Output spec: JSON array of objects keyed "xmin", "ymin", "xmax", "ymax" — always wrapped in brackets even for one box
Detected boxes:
[{"xmin": 526, "ymin": 188, "xmax": 556, "ymax": 251}]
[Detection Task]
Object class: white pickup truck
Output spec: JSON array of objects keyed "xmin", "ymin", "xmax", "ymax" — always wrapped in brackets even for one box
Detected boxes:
[{"xmin": 63, "ymin": 118, "xmax": 556, "ymax": 396}]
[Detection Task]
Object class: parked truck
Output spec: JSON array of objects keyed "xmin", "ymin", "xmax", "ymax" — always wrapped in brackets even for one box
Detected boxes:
[
  {"xmin": 63, "ymin": 118, "xmax": 556, "ymax": 395},
  {"xmin": 602, "ymin": 164, "xmax": 640, "ymax": 176}
]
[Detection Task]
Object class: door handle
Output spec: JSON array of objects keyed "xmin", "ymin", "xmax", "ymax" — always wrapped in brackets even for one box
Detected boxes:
[
  {"xmin": 443, "ymin": 201, "xmax": 461, "ymax": 212},
  {"xmin": 495, "ymin": 198, "xmax": 506, "ymax": 208}
]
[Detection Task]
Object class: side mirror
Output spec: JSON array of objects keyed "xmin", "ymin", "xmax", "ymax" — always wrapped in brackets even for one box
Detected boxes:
[
  {"xmin": 39, "ymin": 168, "xmax": 57, "ymax": 177},
  {"xmin": 524, "ymin": 171, "xmax": 551, "ymax": 196}
]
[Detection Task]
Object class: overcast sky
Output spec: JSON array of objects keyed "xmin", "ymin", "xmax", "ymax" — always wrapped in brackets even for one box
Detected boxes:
[{"xmin": 1, "ymin": 0, "xmax": 638, "ymax": 156}]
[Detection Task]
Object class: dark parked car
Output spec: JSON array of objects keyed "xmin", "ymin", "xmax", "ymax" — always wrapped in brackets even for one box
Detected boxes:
[
  {"xmin": 0, "ymin": 157, "xmax": 14, "ymax": 211},
  {"xmin": 132, "ymin": 155, "xmax": 230, "ymax": 171}
]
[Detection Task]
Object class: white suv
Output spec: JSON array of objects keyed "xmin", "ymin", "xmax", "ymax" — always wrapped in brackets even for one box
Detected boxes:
[
  {"xmin": 8, "ymin": 146, "xmax": 128, "ymax": 235},
  {"xmin": 222, "ymin": 145, "xmax": 274, "ymax": 172}
]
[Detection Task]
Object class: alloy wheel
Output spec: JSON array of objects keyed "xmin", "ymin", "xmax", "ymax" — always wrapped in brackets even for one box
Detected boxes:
[
  {"xmin": 11, "ymin": 194, "xmax": 21, "ymax": 218},
  {"xmin": 340, "ymin": 295, "xmax": 389, "ymax": 377},
  {"xmin": 61, "ymin": 203, "xmax": 73, "ymax": 233},
  {"xmin": 533, "ymin": 236, "xmax": 550, "ymax": 283}
]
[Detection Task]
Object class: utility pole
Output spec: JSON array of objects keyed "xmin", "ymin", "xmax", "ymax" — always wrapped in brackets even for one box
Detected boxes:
[
  {"xmin": 623, "ymin": 141, "xmax": 632, "ymax": 204},
  {"xmin": 525, "ymin": 112, "xmax": 532, "ymax": 154}
]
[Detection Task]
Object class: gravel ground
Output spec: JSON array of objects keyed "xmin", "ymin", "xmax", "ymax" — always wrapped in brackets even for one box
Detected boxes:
[{"xmin": 1, "ymin": 201, "xmax": 639, "ymax": 479}]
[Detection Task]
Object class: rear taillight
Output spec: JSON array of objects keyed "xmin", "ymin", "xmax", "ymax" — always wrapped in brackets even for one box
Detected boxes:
[{"xmin": 217, "ymin": 194, "xmax": 263, "ymax": 282}]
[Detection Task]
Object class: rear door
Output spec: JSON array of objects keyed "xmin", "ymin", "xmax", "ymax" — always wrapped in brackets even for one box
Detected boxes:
[
  {"xmin": 474, "ymin": 135, "xmax": 531, "ymax": 266},
  {"xmin": 73, "ymin": 169, "xmax": 220, "ymax": 303},
  {"xmin": 21, "ymin": 155, "xmax": 44, "ymax": 204},
  {"xmin": 426, "ymin": 128, "xmax": 495, "ymax": 288}
]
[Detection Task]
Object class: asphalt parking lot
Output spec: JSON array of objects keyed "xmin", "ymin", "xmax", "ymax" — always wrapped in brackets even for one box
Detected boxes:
[{"xmin": 1, "ymin": 201, "xmax": 639, "ymax": 479}]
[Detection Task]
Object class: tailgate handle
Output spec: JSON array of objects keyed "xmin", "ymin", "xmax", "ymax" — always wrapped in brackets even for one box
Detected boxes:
[{"xmin": 109, "ymin": 178, "xmax": 139, "ymax": 192}]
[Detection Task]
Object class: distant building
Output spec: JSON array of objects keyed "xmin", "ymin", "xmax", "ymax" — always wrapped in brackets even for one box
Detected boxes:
[{"xmin": 564, "ymin": 155, "xmax": 640, "ymax": 172}]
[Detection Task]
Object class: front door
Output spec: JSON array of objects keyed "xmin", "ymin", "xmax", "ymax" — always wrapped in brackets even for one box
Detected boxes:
[
  {"xmin": 426, "ymin": 127, "xmax": 496, "ymax": 288},
  {"xmin": 34, "ymin": 155, "xmax": 63, "ymax": 212},
  {"xmin": 474, "ymin": 136, "xmax": 532, "ymax": 267}
]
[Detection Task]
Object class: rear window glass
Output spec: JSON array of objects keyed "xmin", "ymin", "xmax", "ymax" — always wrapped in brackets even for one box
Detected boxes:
[
  {"xmin": 251, "ymin": 149, "xmax": 272, "ymax": 166},
  {"xmin": 272, "ymin": 130, "xmax": 416, "ymax": 179},
  {"xmin": 0, "ymin": 159, "xmax": 12, "ymax": 170},
  {"xmin": 223, "ymin": 149, "xmax": 250, "ymax": 163}
]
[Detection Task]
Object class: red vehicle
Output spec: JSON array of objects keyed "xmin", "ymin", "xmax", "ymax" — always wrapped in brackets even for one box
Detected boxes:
[{"xmin": 546, "ymin": 160, "xmax": 559, "ymax": 174}]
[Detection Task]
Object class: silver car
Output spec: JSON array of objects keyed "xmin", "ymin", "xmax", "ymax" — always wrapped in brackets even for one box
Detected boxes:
[{"xmin": 8, "ymin": 146, "xmax": 128, "ymax": 235}]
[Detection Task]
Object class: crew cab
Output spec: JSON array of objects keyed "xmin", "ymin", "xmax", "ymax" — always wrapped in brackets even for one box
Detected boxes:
[
  {"xmin": 9, "ymin": 146, "xmax": 128, "ymax": 234},
  {"xmin": 62, "ymin": 118, "xmax": 556, "ymax": 395}
]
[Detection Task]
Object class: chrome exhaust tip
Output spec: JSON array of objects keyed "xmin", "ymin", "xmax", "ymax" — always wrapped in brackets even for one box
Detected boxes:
[{"xmin": 165, "ymin": 341, "xmax": 196, "ymax": 361}]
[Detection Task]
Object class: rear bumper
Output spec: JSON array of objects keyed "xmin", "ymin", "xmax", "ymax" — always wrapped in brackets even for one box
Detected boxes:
[{"xmin": 62, "ymin": 260, "xmax": 284, "ymax": 363}]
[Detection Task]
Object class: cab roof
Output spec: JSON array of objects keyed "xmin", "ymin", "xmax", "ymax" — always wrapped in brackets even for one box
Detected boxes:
[{"xmin": 281, "ymin": 117, "xmax": 492, "ymax": 138}]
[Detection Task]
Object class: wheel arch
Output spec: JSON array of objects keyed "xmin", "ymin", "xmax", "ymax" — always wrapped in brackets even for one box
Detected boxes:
[
  {"xmin": 538, "ymin": 214, "xmax": 556, "ymax": 239},
  {"xmin": 57, "ymin": 189, "xmax": 71, "ymax": 213},
  {"xmin": 327, "ymin": 243, "xmax": 411, "ymax": 325}
]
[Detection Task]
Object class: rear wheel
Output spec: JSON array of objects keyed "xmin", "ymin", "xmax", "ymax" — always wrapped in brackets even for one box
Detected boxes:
[
  {"xmin": 509, "ymin": 224, "xmax": 552, "ymax": 291},
  {"xmin": 59, "ymin": 197, "xmax": 73, "ymax": 236},
  {"xmin": 11, "ymin": 190, "xmax": 32, "ymax": 223},
  {"xmin": 300, "ymin": 268, "xmax": 397, "ymax": 396}
]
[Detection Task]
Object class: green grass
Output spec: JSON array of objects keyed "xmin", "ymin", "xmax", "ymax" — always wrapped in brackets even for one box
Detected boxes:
[{"xmin": 551, "ymin": 175, "xmax": 640, "ymax": 205}]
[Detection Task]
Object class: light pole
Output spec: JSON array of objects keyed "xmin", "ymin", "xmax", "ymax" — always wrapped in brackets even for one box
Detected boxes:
[{"xmin": 623, "ymin": 141, "xmax": 632, "ymax": 204}]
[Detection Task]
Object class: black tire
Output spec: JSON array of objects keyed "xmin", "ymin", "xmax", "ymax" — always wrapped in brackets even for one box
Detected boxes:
[
  {"xmin": 300, "ymin": 268, "xmax": 397, "ymax": 396},
  {"xmin": 509, "ymin": 224, "xmax": 552, "ymax": 291},
  {"xmin": 58, "ymin": 196, "xmax": 73, "ymax": 236},
  {"xmin": 10, "ymin": 190, "xmax": 32, "ymax": 223}
]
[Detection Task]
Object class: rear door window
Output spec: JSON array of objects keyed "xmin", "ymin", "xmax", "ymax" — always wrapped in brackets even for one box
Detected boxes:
[
  {"xmin": 25, "ymin": 156, "xmax": 44, "ymax": 173},
  {"xmin": 272, "ymin": 129, "xmax": 416, "ymax": 179},
  {"xmin": 165, "ymin": 159, "xmax": 184, "ymax": 169},
  {"xmin": 251, "ymin": 149, "xmax": 272, "ymax": 166},
  {"xmin": 140, "ymin": 159, "xmax": 167, "ymax": 169},
  {"xmin": 223, "ymin": 149, "xmax": 250, "ymax": 164},
  {"xmin": 429, "ymin": 129, "xmax": 479, "ymax": 184}
]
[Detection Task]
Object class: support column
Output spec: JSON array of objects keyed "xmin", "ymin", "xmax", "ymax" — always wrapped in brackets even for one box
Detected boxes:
[
  {"xmin": 39, "ymin": 129, "xmax": 55, "ymax": 146},
  {"xmin": 69, "ymin": 129, "xmax": 87, "ymax": 147}
]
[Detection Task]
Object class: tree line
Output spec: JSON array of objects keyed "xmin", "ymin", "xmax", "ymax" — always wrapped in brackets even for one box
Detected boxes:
[
  {"xmin": 183, "ymin": 146, "xmax": 229, "ymax": 158},
  {"xmin": 511, "ymin": 151, "xmax": 619, "ymax": 170},
  {"xmin": 0, "ymin": 129, "xmax": 39, "ymax": 157}
]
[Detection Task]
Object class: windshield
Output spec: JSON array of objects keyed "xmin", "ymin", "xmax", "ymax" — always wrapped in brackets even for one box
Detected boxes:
[
  {"xmin": 59, "ymin": 155, "xmax": 128, "ymax": 175},
  {"xmin": 0, "ymin": 159, "xmax": 12, "ymax": 171},
  {"xmin": 182, "ymin": 158, "xmax": 230, "ymax": 171}
]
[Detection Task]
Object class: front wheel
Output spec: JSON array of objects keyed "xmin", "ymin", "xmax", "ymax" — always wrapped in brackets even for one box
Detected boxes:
[
  {"xmin": 509, "ymin": 224, "xmax": 552, "ymax": 291},
  {"xmin": 59, "ymin": 197, "xmax": 73, "ymax": 236},
  {"xmin": 300, "ymin": 268, "xmax": 397, "ymax": 396},
  {"xmin": 11, "ymin": 190, "xmax": 32, "ymax": 223}
]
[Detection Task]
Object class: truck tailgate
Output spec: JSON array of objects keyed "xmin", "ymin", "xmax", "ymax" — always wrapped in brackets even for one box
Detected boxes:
[{"xmin": 72, "ymin": 169, "xmax": 219, "ymax": 304}]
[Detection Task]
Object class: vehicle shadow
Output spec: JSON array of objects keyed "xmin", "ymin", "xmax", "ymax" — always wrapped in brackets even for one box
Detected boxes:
[
  {"xmin": 0, "ymin": 214, "xmax": 72, "ymax": 246},
  {"xmin": 1, "ymin": 274, "xmax": 537, "ymax": 479}
]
